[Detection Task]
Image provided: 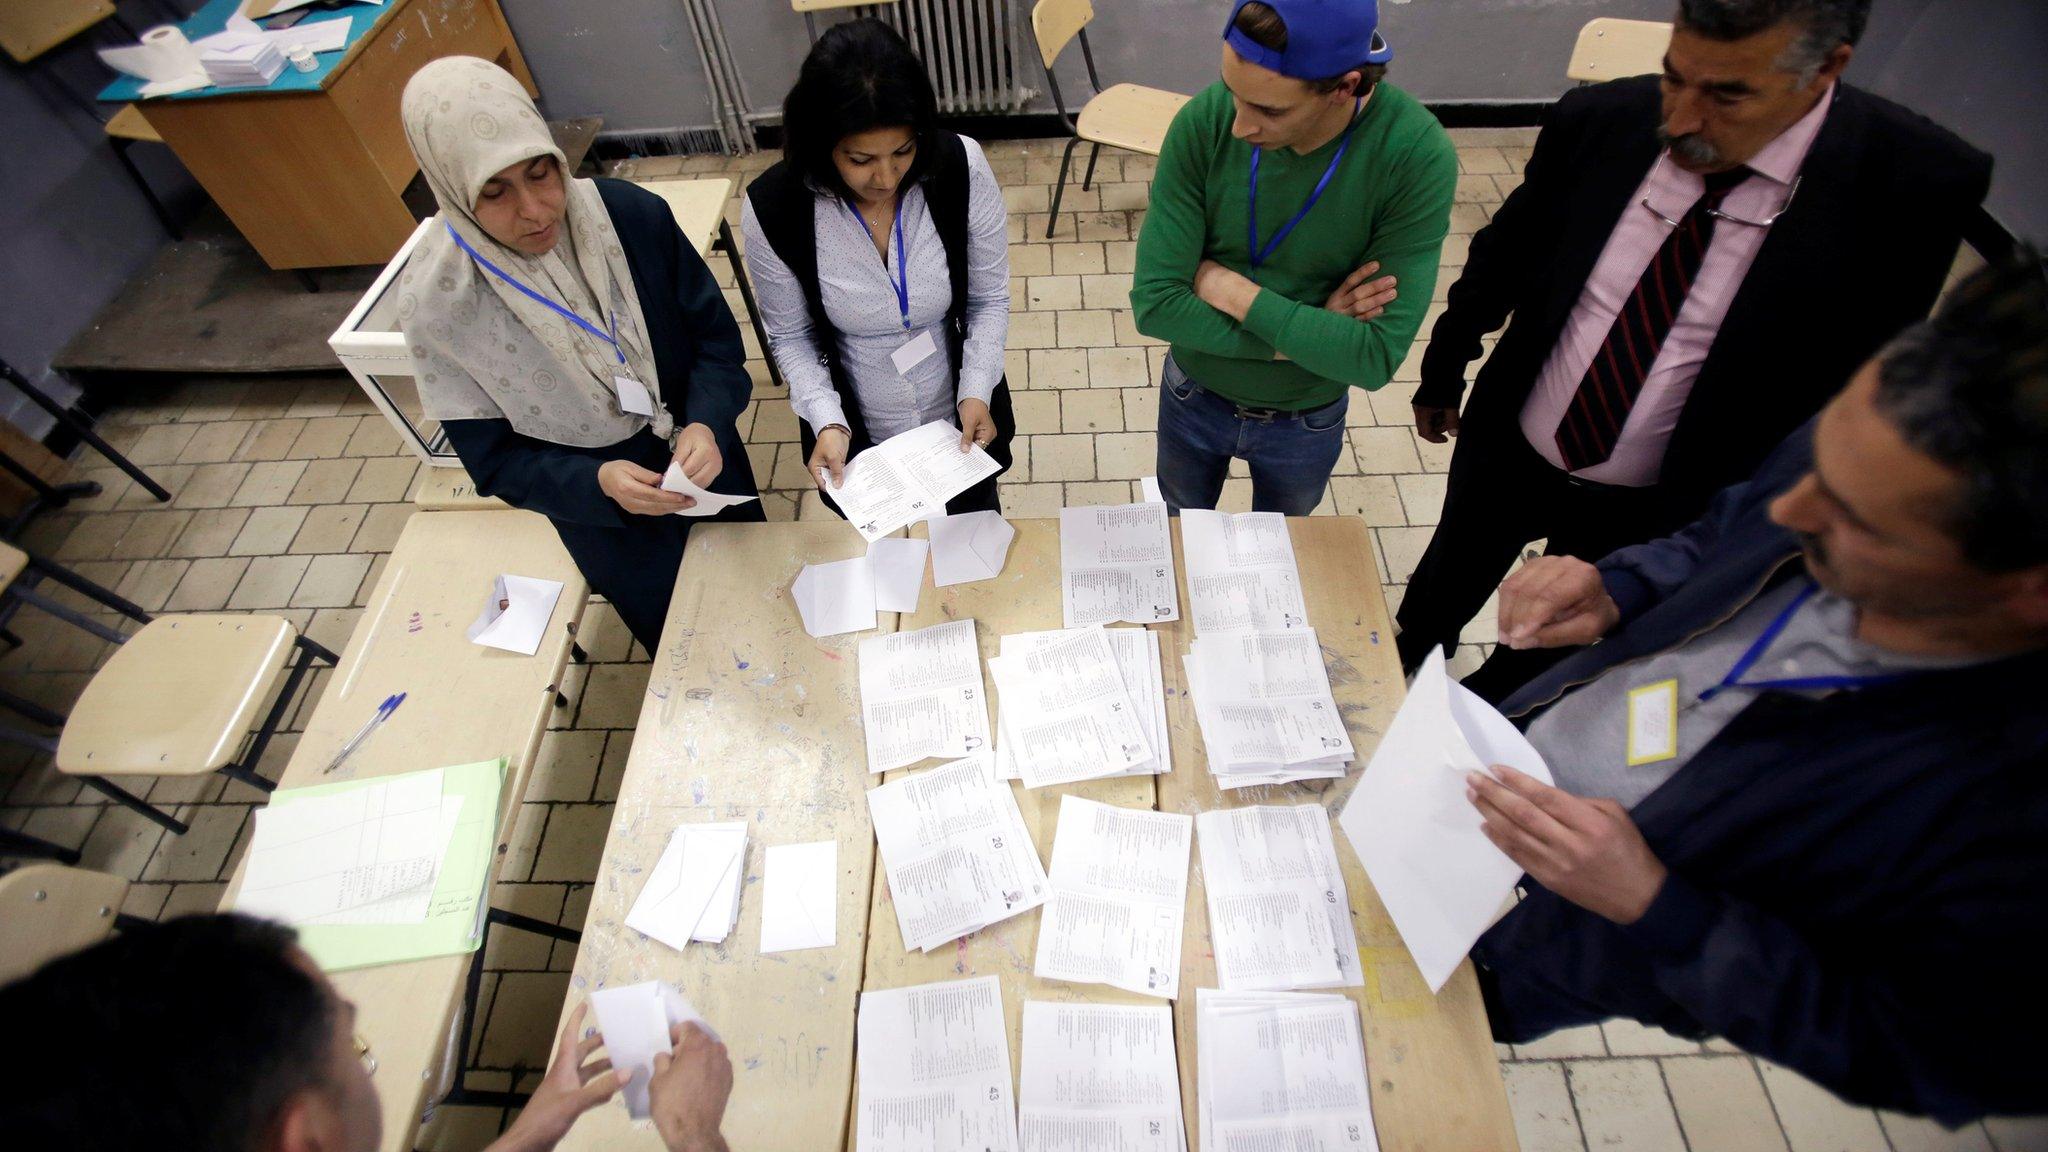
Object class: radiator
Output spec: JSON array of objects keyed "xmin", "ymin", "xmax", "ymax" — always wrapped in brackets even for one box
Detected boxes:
[{"xmin": 877, "ymin": 0, "xmax": 1029, "ymax": 116}]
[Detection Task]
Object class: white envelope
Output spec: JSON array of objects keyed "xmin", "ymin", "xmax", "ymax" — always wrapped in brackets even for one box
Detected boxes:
[
  {"xmin": 927, "ymin": 510, "xmax": 1014, "ymax": 586},
  {"xmin": 790, "ymin": 558, "xmax": 877, "ymax": 637},
  {"xmin": 1336, "ymin": 647, "xmax": 1554, "ymax": 992},
  {"xmin": 760, "ymin": 840, "xmax": 838, "ymax": 953},
  {"xmin": 623, "ymin": 825, "xmax": 743, "ymax": 953},
  {"xmin": 866, "ymin": 537, "xmax": 929, "ymax": 614},
  {"xmin": 661, "ymin": 461, "xmax": 762, "ymax": 518},
  {"xmin": 587, "ymin": 982, "xmax": 715, "ymax": 1120},
  {"xmin": 464, "ymin": 574, "xmax": 563, "ymax": 656}
]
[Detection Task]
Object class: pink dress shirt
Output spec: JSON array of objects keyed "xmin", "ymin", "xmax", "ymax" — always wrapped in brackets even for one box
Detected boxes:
[{"xmin": 1519, "ymin": 87, "xmax": 1834, "ymax": 487}]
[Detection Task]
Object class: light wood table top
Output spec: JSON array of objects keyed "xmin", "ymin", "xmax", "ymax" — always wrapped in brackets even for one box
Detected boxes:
[
  {"xmin": 636, "ymin": 177, "xmax": 733, "ymax": 258},
  {"xmin": 412, "ymin": 466, "xmax": 510, "ymax": 512},
  {"xmin": 220, "ymin": 509, "xmax": 589, "ymax": 1152},
  {"xmin": 0, "ymin": 0, "xmax": 110, "ymax": 64}
]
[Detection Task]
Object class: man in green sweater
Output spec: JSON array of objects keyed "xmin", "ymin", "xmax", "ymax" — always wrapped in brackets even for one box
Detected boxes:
[{"xmin": 1132, "ymin": 0, "xmax": 1457, "ymax": 514}]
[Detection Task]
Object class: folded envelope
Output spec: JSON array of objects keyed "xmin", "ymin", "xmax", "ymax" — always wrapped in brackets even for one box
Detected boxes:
[
  {"xmin": 660, "ymin": 462, "xmax": 762, "ymax": 517},
  {"xmin": 790, "ymin": 557, "xmax": 877, "ymax": 637},
  {"xmin": 465, "ymin": 574, "xmax": 563, "ymax": 656},
  {"xmin": 928, "ymin": 510, "xmax": 1014, "ymax": 586},
  {"xmin": 1336, "ymin": 647, "xmax": 1555, "ymax": 992},
  {"xmin": 866, "ymin": 537, "xmax": 929, "ymax": 614},
  {"xmin": 587, "ymin": 981, "xmax": 716, "ymax": 1119},
  {"xmin": 760, "ymin": 840, "xmax": 838, "ymax": 953}
]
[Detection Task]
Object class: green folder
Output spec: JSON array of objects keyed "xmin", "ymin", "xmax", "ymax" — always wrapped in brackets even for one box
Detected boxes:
[{"xmin": 272, "ymin": 758, "xmax": 507, "ymax": 972}]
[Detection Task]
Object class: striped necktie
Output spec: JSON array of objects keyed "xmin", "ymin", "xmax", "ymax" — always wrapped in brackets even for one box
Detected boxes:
[{"xmin": 1554, "ymin": 165, "xmax": 1753, "ymax": 473}]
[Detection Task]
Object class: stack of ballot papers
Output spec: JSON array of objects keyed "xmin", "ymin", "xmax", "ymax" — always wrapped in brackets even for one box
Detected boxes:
[
  {"xmin": 1184, "ymin": 629, "xmax": 1355, "ymax": 786},
  {"xmin": 826, "ymin": 421, "xmax": 1002, "ymax": 542},
  {"xmin": 200, "ymin": 34, "xmax": 286, "ymax": 87},
  {"xmin": 1338, "ymin": 647, "xmax": 1555, "ymax": 992},
  {"xmin": 987, "ymin": 627, "xmax": 1151, "ymax": 787},
  {"xmin": 1019, "ymin": 1001, "xmax": 1185, "ymax": 1151},
  {"xmin": 1182, "ymin": 509, "xmax": 1308, "ymax": 634},
  {"xmin": 994, "ymin": 627, "xmax": 1169, "ymax": 783},
  {"xmin": 1195, "ymin": 989, "xmax": 1378, "ymax": 1152},
  {"xmin": 624, "ymin": 822, "xmax": 747, "ymax": 951},
  {"xmin": 232, "ymin": 759, "xmax": 503, "ymax": 971},
  {"xmin": 467, "ymin": 574, "xmax": 565, "ymax": 656},
  {"xmin": 856, "ymin": 975, "xmax": 1019, "ymax": 1152},
  {"xmin": 1195, "ymin": 805, "xmax": 1363, "ymax": 990},
  {"xmin": 1032, "ymin": 796, "xmax": 1191, "ymax": 998},
  {"xmin": 867, "ymin": 754, "xmax": 1047, "ymax": 951},
  {"xmin": 588, "ymin": 981, "xmax": 716, "ymax": 1120},
  {"xmin": 1060, "ymin": 503, "xmax": 1180, "ymax": 627},
  {"xmin": 858, "ymin": 619, "xmax": 991, "ymax": 772}
]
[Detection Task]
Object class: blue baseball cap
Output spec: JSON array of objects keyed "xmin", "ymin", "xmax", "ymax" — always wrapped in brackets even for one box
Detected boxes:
[{"xmin": 1222, "ymin": 0, "xmax": 1393, "ymax": 79}]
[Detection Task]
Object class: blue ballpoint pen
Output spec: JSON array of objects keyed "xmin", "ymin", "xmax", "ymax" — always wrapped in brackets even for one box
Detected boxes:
[{"xmin": 324, "ymin": 692, "xmax": 407, "ymax": 773}]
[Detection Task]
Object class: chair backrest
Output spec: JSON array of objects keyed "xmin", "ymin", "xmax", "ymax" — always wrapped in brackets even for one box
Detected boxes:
[
  {"xmin": 0, "ymin": 864, "xmax": 128, "ymax": 985},
  {"xmin": 1031, "ymin": 0, "xmax": 1095, "ymax": 70},
  {"xmin": 0, "ymin": 0, "xmax": 113, "ymax": 64},
  {"xmin": 1567, "ymin": 17, "xmax": 1673, "ymax": 83}
]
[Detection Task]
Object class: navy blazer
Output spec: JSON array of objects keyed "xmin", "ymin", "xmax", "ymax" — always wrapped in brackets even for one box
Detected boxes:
[{"xmin": 1479, "ymin": 425, "xmax": 2048, "ymax": 1123}]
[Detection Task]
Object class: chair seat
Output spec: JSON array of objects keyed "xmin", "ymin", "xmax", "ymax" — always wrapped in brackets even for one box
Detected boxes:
[
  {"xmin": 1076, "ymin": 83, "xmax": 1191, "ymax": 156},
  {"xmin": 104, "ymin": 104, "xmax": 162, "ymax": 144},
  {"xmin": 0, "ymin": 542, "xmax": 28, "ymax": 591},
  {"xmin": 57, "ymin": 614, "xmax": 299, "ymax": 778},
  {"xmin": 0, "ymin": 864, "xmax": 127, "ymax": 984}
]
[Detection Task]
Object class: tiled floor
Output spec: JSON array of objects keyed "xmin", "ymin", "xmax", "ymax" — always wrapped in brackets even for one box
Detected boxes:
[{"xmin": 2, "ymin": 130, "xmax": 2039, "ymax": 1152}]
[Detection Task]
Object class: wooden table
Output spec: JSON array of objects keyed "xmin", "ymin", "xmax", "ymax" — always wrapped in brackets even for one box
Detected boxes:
[
  {"xmin": 105, "ymin": 0, "xmax": 533, "ymax": 270},
  {"xmin": 560, "ymin": 516, "xmax": 1516, "ymax": 1151},
  {"xmin": 219, "ymin": 510, "xmax": 588, "ymax": 1152}
]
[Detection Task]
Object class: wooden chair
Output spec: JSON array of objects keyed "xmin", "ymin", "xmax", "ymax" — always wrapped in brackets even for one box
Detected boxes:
[
  {"xmin": 0, "ymin": 864, "xmax": 147, "ymax": 985},
  {"xmin": 1029, "ymin": 0, "xmax": 1191, "ymax": 239},
  {"xmin": 0, "ymin": 0, "xmax": 114, "ymax": 65},
  {"xmin": 791, "ymin": 0, "xmax": 900, "ymax": 43},
  {"xmin": 1567, "ymin": 17, "xmax": 1672, "ymax": 84}
]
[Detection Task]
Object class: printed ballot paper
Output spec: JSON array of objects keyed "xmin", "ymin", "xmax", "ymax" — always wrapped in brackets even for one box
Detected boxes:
[
  {"xmin": 1338, "ymin": 647, "xmax": 1554, "ymax": 992},
  {"xmin": 867, "ymin": 754, "xmax": 1047, "ymax": 951},
  {"xmin": 1019, "ymin": 1001, "xmax": 1184, "ymax": 1152},
  {"xmin": 928, "ymin": 510, "xmax": 1015, "ymax": 586},
  {"xmin": 993, "ymin": 627, "xmax": 1168, "ymax": 785},
  {"xmin": 588, "ymin": 981, "xmax": 716, "ymax": 1120},
  {"xmin": 466, "ymin": 574, "xmax": 564, "ymax": 656},
  {"xmin": 624, "ymin": 822, "xmax": 748, "ymax": 952},
  {"xmin": 856, "ymin": 975, "xmax": 1019, "ymax": 1152},
  {"xmin": 858, "ymin": 619, "xmax": 991, "ymax": 772},
  {"xmin": 660, "ymin": 461, "xmax": 762, "ymax": 517},
  {"xmin": 760, "ymin": 840, "xmax": 838, "ymax": 953},
  {"xmin": 792, "ymin": 557, "xmax": 878, "ymax": 638},
  {"xmin": 826, "ymin": 421, "xmax": 1002, "ymax": 542},
  {"xmin": 1185, "ymin": 629, "xmax": 1354, "ymax": 787},
  {"xmin": 1182, "ymin": 509, "xmax": 1308, "ymax": 635},
  {"xmin": 1196, "ymin": 989, "xmax": 1378, "ymax": 1152},
  {"xmin": 1196, "ymin": 805, "xmax": 1363, "ymax": 991},
  {"xmin": 987, "ymin": 628, "xmax": 1151, "ymax": 788},
  {"xmin": 1033, "ymin": 796, "xmax": 1191, "ymax": 998},
  {"xmin": 1059, "ymin": 503, "xmax": 1179, "ymax": 627}
]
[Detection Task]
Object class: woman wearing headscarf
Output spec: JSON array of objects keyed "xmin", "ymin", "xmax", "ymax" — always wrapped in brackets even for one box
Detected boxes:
[
  {"xmin": 397, "ymin": 56, "xmax": 761, "ymax": 652},
  {"xmin": 743, "ymin": 18, "xmax": 1013, "ymax": 515}
]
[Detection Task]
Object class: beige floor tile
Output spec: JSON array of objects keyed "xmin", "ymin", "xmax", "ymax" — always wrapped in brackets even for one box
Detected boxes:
[
  {"xmin": 1087, "ymin": 347, "xmax": 1149, "ymax": 390},
  {"xmin": 1350, "ymin": 426, "xmax": 1425, "ymax": 474},
  {"xmin": 140, "ymin": 804, "xmax": 248, "ymax": 882},
  {"xmin": 230, "ymin": 460, "xmax": 308, "ymax": 507},
  {"xmin": 483, "ymin": 882, "xmax": 569, "ymax": 970},
  {"xmin": 113, "ymin": 558, "xmax": 191, "ymax": 613},
  {"xmin": 498, "ymin": 802, "xmax": 548, "ymax": 882},
  {"xmin": 1103, "ymin": 240, "xmax": 1137, "ymax": 275},
  {"xmin": 530, "ymin": 804, "xmax": 614, "ymax": 882},
  {"xmin": 345, "ymin": 457, "xmax": 420, "ymax": 504},
  {"xmin": 1052, "ymin": 242, "xmax": 1105, "ymax": 276},
  {"xmin": 351, "ymin": 503, "xmax": 414, "ymax": 553},
  {"xmin": 1026, "ymin": 275, "xmax": 1082, "ymax": 311},
  {"xmin": 175, "ymin": 421, "xmax": 254, "ymax": 464},
  {"xmin": 1376, "ymin": 526, "xmax": 1438, "ymax": 585},
  {"xmin": 477, "ymin": 970, "xmax": 572, "ymax": 1066},
  {"xmin": 1512, "ymin": 1021, "xmax": 1610, "ymax": 1060},
  {"xmin": 1879, "ymin": 1112, "xmax": 1994, "ymax": 1152},
  {"xmin": 999, "ymin": 481, "xmax": 1065, "ymax": 519},
  {"xmin": 1002, "ymin": 183, "xmax": 1049, "ymax": 214},
  {"xmin": 1663, "ymin": 1055, "xmax": 1790, "ymax": 1152},
  {"xmin": 290, "ymin": 504, "xmax": 368, "ymax": 554},
  {"xmin": 169, "ymin": 507, "xmax": 250, "ymax": 558},
  {"xmin": 173, "ymin": 461, "xmax": 255, "ymax": 509},
  {"xmin": 108, "ymin": 509, "xmax": 193, "ymax": 560},
  {"xmin": 592, "ymin": 731, "xmax": 632, "ymax": 803},
  {"xmin": 126, "ymin": 422, "xmax": 200, "ymax": 465},
  {"xmin": 78, "ymin": 803, "xmax": 169, "ymax": 878},
  {"xmin": 226, "ymin": 554, "xmax": 310, "ymax": 610},
  {"xmin": 1061, "ymin": 390, "xmax": 1123, "ymax": 433},
  {"xmin": 165, "ymin": 556, "xmax": 253, "ymax": 611},
  {"xmin": 1029, "ymin": 348, "xmax": 1090, "ymax": 391},
  {"xmin": 114, "ymin": 466, "xmax": 191, "ymax": 510},
  {"xmin": 7, "ymin": 758, "xmax": 83, "ymax": 806},
  {"xmin": 160, "ymin": 881, "xmax": 228, "ymax": 919},
  {"xmin": 1570, "ymin": 1058, "xmax": 1686, "ymax": 1152},
  {"xmin": 1603, "ymin": 1018, "xmax": 1701, "ymax": 1057},
  {"xmin": 303, "ymin": 607, "xmax": 363, "ymax": 655},
  {"xmin": 54, "ymin": 511, "xmax": 136, "ymax": 562},
  {"xmin": 1029, "ymin": 433, "xmax": 1096, "ymax": 482},
  {"xmin": 528, "ymin": 729, "xmax": 606, "ymax": 802},
  {"xmin": 237, "ymin": 418, "xmax": 307, "ymax": 461},
  {"xmin": 1080, "ymin": 273, "xmax": 1133, "ymax": 311},
  {"xmin": 1985, "ymin": 1116, "xmax": 2048, "ymax": 1150},
  {"xmin": 752, "ymin": 398, "xmax": 799, "ymax": 442},
  {"xmin": 290, "ymin": 553, "xmax": 372, "ymax": 608},
  {"xmin": 1394, "ymin": 472, "xmax": 1448, "ymax": 526},
  {"xmin": 343, "ymin": 417, "xmax": 406, "ymax": 458},
  {"xmin": 287, "ymin": 415, "xmax": 362, "ymax": 460},
  {"xmin": 1010, "ymin": 391, "xmax": 1061, "ymax": 435},
  {"xmin": 574, "ymin": 662, "xmax": 651, "ymax": 729},
  {"xmin": 1757, "ymin": 1060, "xmax": 1890, "ymax": 1152},
  {"xmin": 231, "ymin": 505, "xmax": 309, "ymax": 556},
  {"xmin": 769, "ymin": 443, "xmax": 813, "ymax": 490},
  {"xmin": 1121, "ymin": 388, "xmax": 1158, "ymax": 432},
  {"xmin": 1009, "ymin": 243, "xmax": 1052, "ymax": 277},
  {"xmin": 1328, "ymin": 475, "xmax": 1405, "ymax": 526},
  {"xmin": 20, "ymin": 804, "xmax": 99, "ymax": 851},
  {"xmin": 1095, "ymin": 431, "xmax": 1155, "ymax": 480},
  {"xmin": 1073, "ymin": 213, "xmax": 1131, "ymax": 242},
  {"xmin": 1008, "ymin": 311, "xmax": 1058, "ymax": 349},
  {"xmin": 122, "ymin": 883, "xmax": 172, "ymax": 920},
  {"xmin": 1065, "ymin": 481, "xmax": 1138, "ymax": 507},
  {"xmin": 1502, "ymin": 1061, "xmax": 1586, "ymax": 1152},
  {"xmin": 287, "ymin": 458, "xmax": 362, "ymax": 505},
  {"xmin": 1057, "ymin": 310, "xmax": 1116, "ymax": 348}
]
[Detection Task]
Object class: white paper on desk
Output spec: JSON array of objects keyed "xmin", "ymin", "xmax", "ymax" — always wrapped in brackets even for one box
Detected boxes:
[
  {"xmin": 1182, "ymin": 509, "xmax": 1308, "ymax": 635},
  {"xmin": 1196, "ymin": 989, "xmax": 1377, "ymax": 1152},
  {"xmin": 996, "ymin": 628, "xmax": 1168, "ymax": 783},
  {"xmin": 98, "ymin": 27, "xmax": 207, "ymax": 84},
  {"xmin": 987, "ymin": 629, "xmax": 1150, "ymax": 788},
  {"xmin": 1139, "ymin": 475, "xmax": 1164, "ymax": 504},
  {"xmin": 588, "ymin": 981, "xmax": 714, "ymax": 1120},
  {"xmin": 1019, "ymin": 1001, "xmax": 1183, "ymax": 1152},
  {"xmin": 661, "ymin": 461, "xmax": 761, "ymax": 517},
  {"xmin": 855, "ymin": 975, "xmax": 1019, "ymax": 1152},
  {"xmin": 1059, "ymin": 503, "xmax": 1179, "ymax": 627},
  {"xmin": 928, "ymin": 510, "xmax": 1014, "ymax": 586},
  {"xmin": 867, "ymin": 754, "xmax": 1047, "ymax": 950},
  {"xmin": 308, "ymin": 795, "xmax": 462, "ymax": 926},
  {"xmin": 791, "ymin": 558, "xmax": 877, "ymax": 638},
  {"xmin": 624, "ymin": 823, "xmax": 746, "ymax": 952},
  {"xmin": 1032, "ymin": 796, "xmax": 1190, "ymax": 998},
  {"xmin": 234, "ymin": 770, "xmax": 447, "ymax": 924},
  {"xmin": 1338, "ymin": 647, "xmax": 1552, "ymax": 992},
  {"xmin": 857, "ymin": 618, "xmax": 990, "ymax": 772},
  {"xmin": 1188, "ymin": 630, "xmax": 1354, "ymax": 769},
  {"xmin": 760, "ymin": 840, "xmax": 837, "ymax": 953},
  {"xmin": 866, "ymin": 537, "xmax": 928, "ymax": 614},
  {"xmin": 830, "ymin": 421, "xmax": 1002, "ymax": 542},
  {"xmin": 1196, "ymin": 805, "xmax": 1363, "ymax": 991},
  {"xmin": 465, "ymin": 574, "xmax": 563, "ymax": 656}
]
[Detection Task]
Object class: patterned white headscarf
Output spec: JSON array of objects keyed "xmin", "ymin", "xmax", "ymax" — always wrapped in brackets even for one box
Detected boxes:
[{"xmin": 396, "ymin": 56, "xmax": 670, "ymax": 446}]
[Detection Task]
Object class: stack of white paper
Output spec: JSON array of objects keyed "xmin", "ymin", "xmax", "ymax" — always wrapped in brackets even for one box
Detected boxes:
[
  {"xmin": 1059, "ymin": 503, "xmax": 1180, "ymax": 627},
  {"xmin": 466, "ymin": 574, "xmax": 565, "ymax": 656},
  {"xmin": 624, "ymin": 822, "xmax": 747, "ymax": 951},
  {"xmin": 987, "ymin": 628, "xmax": 1151, "ymax": 788},
  {"xmin": 235, "ymin": 768, "xmax": 458, "ymax": 926},
  {"xmin": 1185, "ymin": 629, "xmax": 1353, "ymax": 787},
  {"xmin": 1195, "ymin": 805, "xmax": 1363, "ymax": 991},
  {"xmin": 867, "ymin": 754, "xmax": 1048, "ymax": 951},
  {"xmin": 199, "ymin": 34, "xmax": 285, "ymax": 87},
  {"xmin": 858, "ymin": 619, "xmax": 991, "ymax": 772},
  {"xmin": 588, "ymin": 981, "xmax": 716, "ymax": 1120},
  {"xmin": 1019, "ymin": 1001, "xmax": 1185, "ymax": 1152},
  {"xmin": 827, "ymin": 421, "xmax": 1003, "ymax": 542},
  {"xmin": 1032, "ymin": 796, "xmax": 1192, "ymax": 998},
  {"xmin": 1338, "ymin": 647, "xmax": 1554, "ymax": 992},
  {"xmin": 994, "ymin": 627, "xmax": 1170, "ymax": 783},
  {"xmin": 856, "ymin": 975, "xmax": 1019, "ymax": 1152},
  {"xmin": 1195, "ymin": 988, "xmax": 1378, "ymax": 1152},
  {"xmin": 1182, "ymin": 509, "xmax": 1308, "ymax": 635}
]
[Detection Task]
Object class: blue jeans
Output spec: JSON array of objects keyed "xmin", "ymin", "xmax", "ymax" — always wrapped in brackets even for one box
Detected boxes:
[{"xmin": 1155, "ymin": 354, "xmax": 1348, "ymax": 515}]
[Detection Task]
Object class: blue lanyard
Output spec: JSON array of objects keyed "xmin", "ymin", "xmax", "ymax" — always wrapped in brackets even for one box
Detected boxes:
[
  {"xmin": 1696, "ymin": 580, "xmax": 1911, "ymax": 701},
  {"xmin": 1248, "ymin": 97, "xmax": 1364, "ymax": 273},
  {"xmin": 842, "ymin": 197, "xmax": 911, "ymax": 329},
  {"xmin": 444, "ymin": 223, "xmax": 626, "ymax": 365}
]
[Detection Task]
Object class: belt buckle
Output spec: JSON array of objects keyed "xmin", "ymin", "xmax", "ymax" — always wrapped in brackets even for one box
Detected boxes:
[{"xmin": 1235, "ymin": 404, "xmax": 1280, "ymax": 423}]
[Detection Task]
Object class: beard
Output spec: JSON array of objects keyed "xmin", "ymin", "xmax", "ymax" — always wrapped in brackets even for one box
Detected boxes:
[{"xmin": 1657, "ymin": 126, "xmax": 1722, "ymax": 169}]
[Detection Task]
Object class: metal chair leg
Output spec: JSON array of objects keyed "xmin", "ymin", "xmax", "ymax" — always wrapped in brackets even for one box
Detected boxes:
[
  {"xmin": 441, "ymin": 909, "xmax": 583, "ymax": 1111},
  {"xmin": 718, "ymin": 219, "xmax": 784, "ymax": 389},
  {"xmin": 1081, "ymin": 141, "xmax": 1102, "ymax": 191},
  {"xmin": 570, "ymin": 641, "xmax": 588, "ymax": 664},
  {"xmin": 81, "ymin": 776, "xmax": 188, "ymax": 835},
  {"xmin": 23, "ymin": 553, "xmax": 153, "ymax": 626},
  {"xmin": 0, "ymin": 359, "xmax": 172, "ymax": 502},
  {"xmin": 0, "ymin": 826, "xmax": 81, "ymax": 864},
  {"xmin": 1047, "ymin": 137, "xmax": 1081, "ymax": 239},
  {"xmin": 0, "ymin": 687, "xmax": 66, "ymax": 728}
]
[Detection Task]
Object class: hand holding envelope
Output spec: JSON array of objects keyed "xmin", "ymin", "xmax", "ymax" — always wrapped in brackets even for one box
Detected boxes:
[
  {"xmin": 587, "ymin": 981, "xmax": 718, "ymax": 1120},
  {"xmin": 660, "ymin": 462, "xmax": 761, "ymax": 517}
]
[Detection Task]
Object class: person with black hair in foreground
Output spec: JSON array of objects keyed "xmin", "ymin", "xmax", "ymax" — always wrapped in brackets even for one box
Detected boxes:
[
  {"xmin": 743, "ymin": 17, "xmax": 1014, "ymax": 515},
  {"xmin": 1463, "ymin": 253, "xmax": 2048, "ymax": 1123},
  {"xmin": 0, "ymin": 914, "xmax": 736, "ymax": 1152}
]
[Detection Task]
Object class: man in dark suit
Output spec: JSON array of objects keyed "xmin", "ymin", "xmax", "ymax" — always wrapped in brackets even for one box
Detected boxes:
[{"xmin": 1393, "ymin": 0, "xmax": 1992, "ymax": 698}]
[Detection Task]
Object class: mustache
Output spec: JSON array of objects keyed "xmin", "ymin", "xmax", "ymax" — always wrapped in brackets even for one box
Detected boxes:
[{"xmin": 1656, "ymin": 126, "xmax": 1721, "ymax": 167}]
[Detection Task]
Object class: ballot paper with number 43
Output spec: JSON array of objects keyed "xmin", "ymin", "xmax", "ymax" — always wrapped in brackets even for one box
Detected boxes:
[
  {"xmin": 857, "ymin": 619, "xmax": 991, "ymax": 772},
  {"xmin": 1338, "ymin": 646, "xmax": 1554, "ymax": 992},
  {"xmin": 587, "ymin": 982, "xmax": 716, "ymax": 1120},
  {"xmin": 856, "ymin": 976, "xmax": 1019, "ymax": 1152},
  {"xmin": 827, "ymin": 421, "xmax": 1002, "ymax": 542},
  {"xmin": 466, "ymin": 574, "xmax": 564, "ymax": 656}
]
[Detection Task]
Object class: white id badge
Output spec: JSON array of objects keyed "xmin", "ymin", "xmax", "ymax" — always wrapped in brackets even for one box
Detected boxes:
[
  {"xmin": 889, "ymin": 329, "xmax": 938, "ymax": 377},
  {"xmin": 1626, "ymin": 679, "xmax": 1679, "ymax": 766},
  {"xmin": 614, "ymin": 375, "xmax": 655, "ymax": 417}
]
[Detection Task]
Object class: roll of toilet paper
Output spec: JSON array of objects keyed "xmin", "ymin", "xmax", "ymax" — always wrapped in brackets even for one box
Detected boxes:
[{"xmin": 98, "ymin": 24, "xmax": 205, "ymax": 83}]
